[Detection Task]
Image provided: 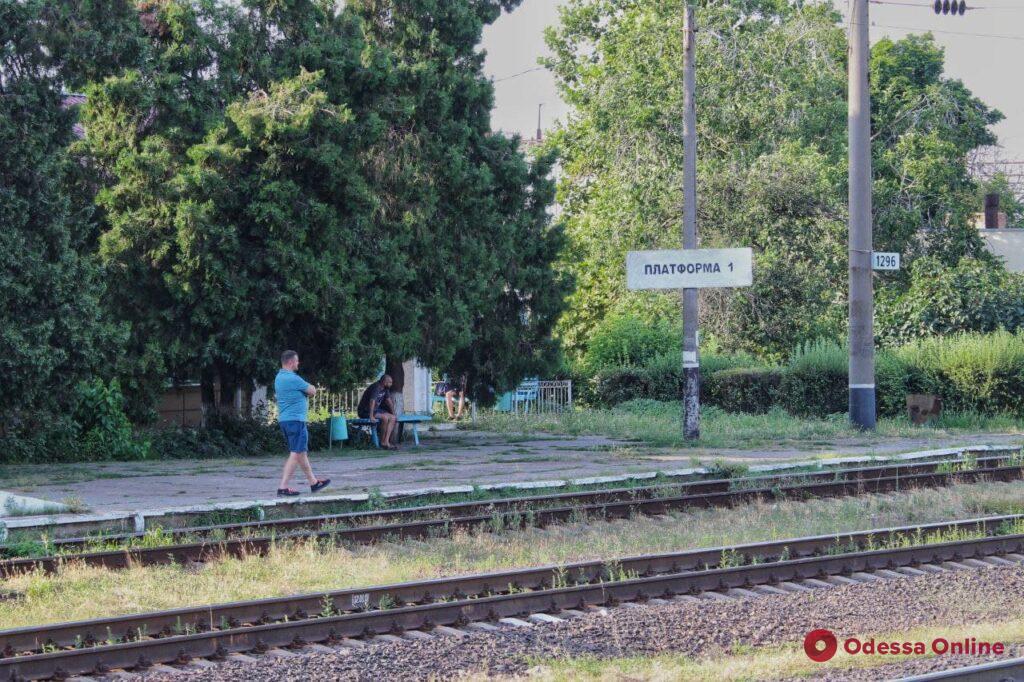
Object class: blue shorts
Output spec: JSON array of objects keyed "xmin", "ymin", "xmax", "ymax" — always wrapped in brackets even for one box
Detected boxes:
[{"xmin": 279, "ymin": 420, "xmax": 309, "ymax": 453}]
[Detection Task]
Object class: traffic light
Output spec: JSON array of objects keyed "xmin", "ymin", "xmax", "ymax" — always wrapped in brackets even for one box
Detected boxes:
[{"xmin": 934, "ymin": 0, "xmax": 967, "ymax": 14}]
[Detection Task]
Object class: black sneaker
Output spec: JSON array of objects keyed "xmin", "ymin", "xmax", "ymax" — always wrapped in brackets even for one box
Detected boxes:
[
  {"xmin": 311, "ymin": 479, "xmax": 331, "ymax": 493},
  {"xmin": 277, "ymin": 488, "xmax": 301, "ymax": 497}
]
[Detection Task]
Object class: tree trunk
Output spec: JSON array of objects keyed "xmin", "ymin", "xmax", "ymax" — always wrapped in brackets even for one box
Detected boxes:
[
  {"xmin": 200, "ymin": 367, "xmax": 217, "ymax": 427},
  {"xmin": 218, "ymin": 365, "xmax": 239, "ymax": 417}
]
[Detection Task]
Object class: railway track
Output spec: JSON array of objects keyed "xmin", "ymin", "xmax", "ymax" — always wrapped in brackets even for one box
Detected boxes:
[
  {"xmin": 3, "ymin": 512, "xmax": 1024, "ymax": 680},
  {"xmin": 2, "ymin": 452, "xmax": 1021, "ymax": 577},
  {"xmin": 899, "ymin": 656, "xmax": 1024, "ymax": 681}
]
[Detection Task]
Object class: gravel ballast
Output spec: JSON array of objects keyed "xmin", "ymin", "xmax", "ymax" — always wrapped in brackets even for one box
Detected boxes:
[{"xmin": 151, "ymin": 564, "xmax": 1024, "ymax": 681}]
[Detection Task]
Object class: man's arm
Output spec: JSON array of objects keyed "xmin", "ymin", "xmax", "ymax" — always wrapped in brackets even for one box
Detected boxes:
[{"xmin": 301, "ymin": 378, "xmax": 317, "ymax": 397}]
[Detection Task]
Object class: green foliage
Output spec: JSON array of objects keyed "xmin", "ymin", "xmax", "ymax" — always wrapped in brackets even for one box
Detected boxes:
[
  {"xmin": 976, "ymin": 173, "xmax": 1024, "ymax": 228},
  {"xmin": 548, "ymin": 0, "xmax": 1000, "ymax": 359},
  {"xmin": 77, "ymin": 0, "xmax": 564, "ymax": 413},
  {"xmin": 587, "ymin": 354, "xmax": 771, "ymax": 410},
  {"xmin": 779, "ymin": 339, "xmax": 848, "ymax": 417},
  {"xmin": 875, "ymin": 352, "xmax": 912, "ymax": 420},
  {"xmin": 779, "ymin": 339, "xmax": 908, "ymax": 418},
  {"xmin": 0, "ymin": 0, "xmax": 125, "ymax": 437},
  {"xmin": 897, "ymin": 332, "xmax": 1024, "ymax": 416},
  {"xmin": 146, "ymin": 416, "xmax": 283, "ymax": 462},
  {"xmin": 704, "ymin": 368, "xmax": 783, "ymax": 415},
  {"xmin": 582, "ymin": 313, "xmax": 679, "ymax": 372},
  {"xmin": 71, "ymin": 380, "xmax": 150, "ymax": 461},
  {"xmin": 591, "ymin": 367, "xmax": 676, "ymax": 407},
  {"xmin": 877, "ymin": 257, "xmax": 1024, "ymax": 346}
]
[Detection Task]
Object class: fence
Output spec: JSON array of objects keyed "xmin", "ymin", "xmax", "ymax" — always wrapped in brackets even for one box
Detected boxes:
[
  {"xmin": 496, "ymin": 380, "xmax": 573, "ymax": 414},
  {"xmin": 267, "ymin": 379, "xmax": 574, "ymax": 420},
  {"xmin": 308, "ymin": 387, "xmax": 364, "ymax": 417},
  {"xmin": 536, "ymin": 380, "xmax": 574, "ymax": 413}
]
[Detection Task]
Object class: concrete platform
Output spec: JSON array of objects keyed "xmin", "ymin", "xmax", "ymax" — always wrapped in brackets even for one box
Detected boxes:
[
  {"xmin": 0, "ymin": 430, "xmax": 1019, "ymax": 525},
  {"xmin": 0, "ymin": 491, "xmax": 70, "ymax": 519}
]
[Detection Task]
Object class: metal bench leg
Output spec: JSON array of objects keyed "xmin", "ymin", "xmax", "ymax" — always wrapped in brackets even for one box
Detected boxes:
[
  {"xmin": 371, "ymin": 425, "xmax": 380, "ymax": 449},
  {"xmin": 412, "ymin": 423, "xmax": 419, "ymax": 446}
]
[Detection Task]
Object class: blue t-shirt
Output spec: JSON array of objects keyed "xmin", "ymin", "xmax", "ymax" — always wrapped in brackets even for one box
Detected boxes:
[{"xmin": 275, "ymin": 369, "xmax": 311, "ymax": 422}]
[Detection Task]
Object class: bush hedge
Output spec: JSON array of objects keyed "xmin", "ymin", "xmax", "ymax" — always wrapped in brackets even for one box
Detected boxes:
[
  {"xmin": 898, "ymin": 331, "xmax": 1024, "ymax": 416},
  {"xmin": 585, "ymin": 332, "xmax": 1024, "ymax": 418},
  {"xmin": 705, "ymin": 368, "xmax": 783, "ymax": 414}
]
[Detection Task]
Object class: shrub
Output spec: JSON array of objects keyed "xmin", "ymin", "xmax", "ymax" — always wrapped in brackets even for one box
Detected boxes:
[
  {"xmin": 704, "ymin": 368, "xmax": 783, "ymax": 414},
  {"xmin": 779, "ymin": 339, "xmax": 910, "ymax": 418},
  {"xmin": 72, "ymin": 379, "xmax": 151, "ymax": 461},
  {"xmin": 591, "ymin": 367, "xmax": 680, "ymax": 407},
  {"xmin": 581, "ymin": 313, "xmax": 680, "ymax": 372},
  {"xmin": 780, "ymin": 339, "xmax": 847, "ymax": 416},
  {"xmin": 875, "ymin": 351, "xmax": 911, "ymax": 418},
  {"xmin": 877, "ymin": 257, "xmax": 1024, "ymax": 345},
  {"xmin": 147, "ymin": 413, "xmax": 285, "ymax": 460},
  {"xmin": 897, "ymin": 331, "xmax": 1024, "ymax": 415}
]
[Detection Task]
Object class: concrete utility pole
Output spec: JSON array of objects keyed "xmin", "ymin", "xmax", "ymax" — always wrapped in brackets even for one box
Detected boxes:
[
  {"xmin": 681, "ymin": 4, "xmax": 700, "ymax": 440},
  {"xmin": 848, "ymin": 0, "xmax": 876, "ymax": 429},
  {"xmin": 536, "ymin": 103, "xmax": 544, "ymax": 142}
]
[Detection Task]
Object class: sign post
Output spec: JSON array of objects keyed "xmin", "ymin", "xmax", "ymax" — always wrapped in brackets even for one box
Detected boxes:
[
  {"xmin": 627, "ymin": 247, "xmax": 753, "ymax": 438},
  {"xmin": 680, "ymin": 3, "xmax": 700, "ymax": 440}
]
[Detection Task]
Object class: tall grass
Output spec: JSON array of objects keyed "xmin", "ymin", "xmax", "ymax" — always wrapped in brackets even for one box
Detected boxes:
[{"xmin": 898, "ymin": 331, "xmax": 1024, "ymax": 415}]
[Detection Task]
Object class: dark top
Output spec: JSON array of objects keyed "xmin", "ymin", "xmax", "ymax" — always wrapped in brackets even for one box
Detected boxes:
[
  {"xmin": 357, "ymin": 381, "xmax": 392, "ymax": 419},
  {"xmin": 441, "ymin": 374, "xmax": 467, "ymax": 396}
]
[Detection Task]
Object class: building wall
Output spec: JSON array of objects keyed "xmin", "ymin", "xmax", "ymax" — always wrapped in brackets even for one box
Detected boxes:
[
  {"xmin": 157, "ymin": 384, "xmax": 204, "ymax": 427},
  {"xmin": 979, "ymin": 229, "xmax": 1024, "ymax": 273},
  {"xmin": 401, "ymin": 360, "xmax": 434, "ymax": 414}
]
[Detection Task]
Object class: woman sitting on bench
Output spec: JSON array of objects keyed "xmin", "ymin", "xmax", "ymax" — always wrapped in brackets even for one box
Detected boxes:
[
  {"xmin": 437, "ymin": 373, "xmax": 468, "ymax": 421},
  {"xmin": 357, "ymin": 375, "xmax": 399, "ymax": 450}
]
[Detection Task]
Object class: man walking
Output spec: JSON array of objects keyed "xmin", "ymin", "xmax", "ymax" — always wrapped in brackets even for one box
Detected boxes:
[{"xmin": 275, "ymin": 350, "xmax": 330, "ymax": 496}]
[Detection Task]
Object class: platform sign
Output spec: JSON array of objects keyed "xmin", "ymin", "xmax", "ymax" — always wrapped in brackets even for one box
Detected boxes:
[
  {"xmin": 872, "ymin": 252, "xmax": 900, "ymax": 271},
  {"xmin": 626, "ymin": 248, "xmax": 753, "ymax": 290}
]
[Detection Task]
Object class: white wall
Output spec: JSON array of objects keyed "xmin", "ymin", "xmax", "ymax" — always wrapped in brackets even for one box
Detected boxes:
[
  {"xmin": 979, "ymin": 229, "xmax": 1024, "ymax": 273},
  {"xmin": 401, "ymin": 359, "xmax": 434, "ymax": 414}
]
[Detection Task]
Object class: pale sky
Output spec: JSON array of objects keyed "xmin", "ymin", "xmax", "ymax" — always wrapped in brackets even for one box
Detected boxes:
[{"xmin": 482, "ymin": 0, "xmax": 1024, "ymax": 160}]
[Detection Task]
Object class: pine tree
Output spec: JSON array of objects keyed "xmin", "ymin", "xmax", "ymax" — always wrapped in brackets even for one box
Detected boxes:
[{"xmin": 0, "ymin": 0, "xmax": 123, "ymax": 434}]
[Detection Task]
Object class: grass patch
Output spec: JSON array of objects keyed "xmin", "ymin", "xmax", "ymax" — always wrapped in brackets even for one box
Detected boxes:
[
  {"xmin": 470, "ymin": 401, "xmax": 1024, "ymax": 449},
  {"xmin": 371, "ymin": 459, "xmax": 460, "ymax": 471},
  {"xmin": 5, "ymin": 479, "xmax": 1024, "ymax": 629}
]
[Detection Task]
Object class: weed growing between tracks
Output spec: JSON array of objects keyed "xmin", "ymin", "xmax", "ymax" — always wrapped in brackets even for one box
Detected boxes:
[{"xmin": 5, "ymin": 480, "xmax": 1024, "ymax": 629}]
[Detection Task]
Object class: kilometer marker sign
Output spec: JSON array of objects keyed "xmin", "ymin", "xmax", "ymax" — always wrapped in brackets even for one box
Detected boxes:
[{"xmin": 626, "ymin": 248, "xmax": 753, "ymax": 290}]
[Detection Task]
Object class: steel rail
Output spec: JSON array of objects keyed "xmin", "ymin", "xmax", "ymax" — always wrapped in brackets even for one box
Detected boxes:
[
  {"xmin": 897, "ymin": 656, "xmax": 1024, "ymax": 681},
  {"xmin": 3, "ymin": 526, "xmax": 1024, "ymax": 679},
  {"xmin": 2, "ymin": 461, "xmax": 1022, "ymax": 579},
  {"xmin": 1, "ymin": 511, "xmax": 1022, "ymax": 661},
  {"xmin": 16, "ymin": 453, "xmax": 1015, "ymax": 552}
]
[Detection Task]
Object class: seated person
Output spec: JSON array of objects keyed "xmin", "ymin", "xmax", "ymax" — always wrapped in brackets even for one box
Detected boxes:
[
  {"xmin": 437, "ymin": 373, "xmax": 468, "ymax": 420},
  {"xmin": 357, "ymin": 374, "xmax": 398, "ymax": 450}
]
